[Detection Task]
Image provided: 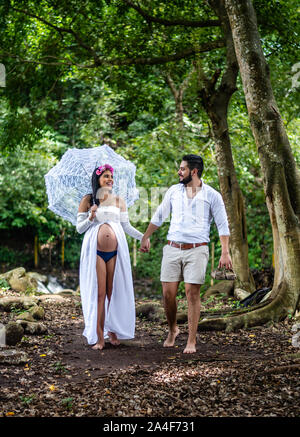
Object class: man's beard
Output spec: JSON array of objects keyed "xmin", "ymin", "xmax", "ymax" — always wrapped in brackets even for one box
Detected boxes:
[{"xmin": 179, "ymin": 172, "xmax": 192, "ymax": 185}]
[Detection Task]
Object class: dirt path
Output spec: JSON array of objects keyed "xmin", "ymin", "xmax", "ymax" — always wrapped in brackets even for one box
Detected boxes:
[{"xmin": 0, "ymin": 296, "xmax": 300, "ymax": 417}]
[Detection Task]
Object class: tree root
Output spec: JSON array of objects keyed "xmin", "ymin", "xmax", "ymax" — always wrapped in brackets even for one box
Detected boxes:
[
  {"xmin": 198, "ymin": 281, "xmax": 295, "ymax": 332},
  {"xmin": 262, "ymin": 364, "xmax": 300, "ymax": 375}
]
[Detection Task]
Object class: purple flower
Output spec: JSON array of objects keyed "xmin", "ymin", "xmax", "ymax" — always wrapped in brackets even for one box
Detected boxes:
[{"xmin": 96, "ymin": 164, "xmax": 114, "ymax": 176}]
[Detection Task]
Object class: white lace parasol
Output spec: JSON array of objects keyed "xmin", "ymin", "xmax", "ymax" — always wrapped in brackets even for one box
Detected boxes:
[{"xmin": 45, "ymin": 144, "xmax": 139, "ymax": 225}]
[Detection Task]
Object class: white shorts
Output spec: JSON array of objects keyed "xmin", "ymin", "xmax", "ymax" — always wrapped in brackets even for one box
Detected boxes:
[{"xmin": 160, "ymin": 244, "xmax": 209, "ymax": 284}]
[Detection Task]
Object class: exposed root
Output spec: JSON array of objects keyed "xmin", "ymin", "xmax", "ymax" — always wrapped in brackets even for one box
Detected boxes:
[
  {"xmin": 198, "ymin": 281, "xmax": 295, "ymax": 332},
  {"xmin": 262, "ymin": 364, "xmax": 300, "ymax": 375}
]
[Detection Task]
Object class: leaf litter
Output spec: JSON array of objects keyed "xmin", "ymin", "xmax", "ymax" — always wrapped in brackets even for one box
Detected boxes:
[{"xmin": 0, "ymin": 294, "xmax": 299, "ymax": 417}]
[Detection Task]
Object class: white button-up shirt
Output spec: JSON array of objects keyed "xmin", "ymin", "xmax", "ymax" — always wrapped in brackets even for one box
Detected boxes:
[{"xmin": 151, "ymin": 182, "xmax": 230, "ymax": 243}]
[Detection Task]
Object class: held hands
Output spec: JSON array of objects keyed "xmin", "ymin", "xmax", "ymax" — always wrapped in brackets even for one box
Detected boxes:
[{"xmin": 139, "ymin": 235, "xmax": 150, "ymax": 253}]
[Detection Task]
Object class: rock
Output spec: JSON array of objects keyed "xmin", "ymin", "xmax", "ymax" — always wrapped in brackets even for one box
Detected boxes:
[
  {"xmin": 0, "ymin": 267, "xmax": 26, "ymax": 282},
  {"xmin": 10, "ymin": 275, "xmax": 38, "ymax": 294},
  {"xmin": 28, "ymin": 305, "xmax": 45, "ymax": 320},
  {"xmin": 6, "ymin": 268, "xmax": 38, "ymax": 294},
  {"xmin": 204, "ymin": 281, "xmax": 235, "ymax": 298},
  {"xmin": 16, "ymin": 312, "xmax": 35, "ymax": 322},
  {"xmin": 27, "ymin": 272, "xmax": 48, "ymax": 283},
  {"xmin": 0, "ymin": 296, "xmax": 39, "ymax": 312},
  {"xmin": 16, "ymin": 320, "xmax": 48, "ymax": 335},
  {"xmin": 0, "ymin": 268, "xmax": 51, "ymax": 295},
  {"xmin": 177, "ymin": 311, "xmax": 188, "ymax": 324},
  {"xmin": 5, "ymin": 321, "xmax": 24, "ymax": 346},
  {"xmin": 8, "ymin": 275, "xmax": 29, "ymax": 293},
  {"xmin": 0, "ymin": 347, "xmax": 28, "ymax": 365},
  {"xmin": 234, "ymin": 288, "xmax": 251, "ymax": 301},
  {"xmin": 136, "ymin": 303, "xmax": 165, "ymax": 322}
]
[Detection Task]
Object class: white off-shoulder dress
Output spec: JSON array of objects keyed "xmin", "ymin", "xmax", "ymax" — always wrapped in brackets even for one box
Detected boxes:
[{"xmin": 77, "ymin": 205, "xmax": 142, "ymax": 345}]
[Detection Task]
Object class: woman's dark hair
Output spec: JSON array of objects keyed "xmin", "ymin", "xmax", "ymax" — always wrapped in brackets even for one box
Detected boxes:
[
  {"xmin": 91, "ymin": 169, "xmax": 101, "ymax": 206},
  {"xmin": 90, "ymin": 166, "xmax": 113, "ymax": 205},
  {"xmin": 182, "ymin": 154, "xmax": 204, "ymax": 179}
]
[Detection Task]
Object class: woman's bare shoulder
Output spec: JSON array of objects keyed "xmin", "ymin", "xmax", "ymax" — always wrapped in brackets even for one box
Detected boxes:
[{"xmin": 78, "ymin": 194, "xmax": 92, "ymax": 212}]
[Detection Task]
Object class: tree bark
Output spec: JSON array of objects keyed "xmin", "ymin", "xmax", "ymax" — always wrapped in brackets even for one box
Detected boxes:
[
  {"xmin": 198, "ymin": 0, "xmax": 300, "ymax": 330},
  {"xmin": 199, "ymin": 0, "xmax": 255, "ymax": 292}
]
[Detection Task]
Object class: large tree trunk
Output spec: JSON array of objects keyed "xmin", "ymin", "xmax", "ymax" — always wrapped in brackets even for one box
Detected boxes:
[
  {"xmin": 199, "ymin": 0, "xmax": 255, "ymax": 292},
  {"xmin": 199, "ymin": 0, "xmax": 300, "ymax": 330}
]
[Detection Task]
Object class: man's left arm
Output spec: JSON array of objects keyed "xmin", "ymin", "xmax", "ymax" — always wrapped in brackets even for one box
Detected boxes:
[{"xmin": 211, "ymin": 192, "xmax": 233, "ymax": 270}]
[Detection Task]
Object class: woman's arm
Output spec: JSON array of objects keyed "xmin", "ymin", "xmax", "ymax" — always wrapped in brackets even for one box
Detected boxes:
[
  {"xmin": 76, "ymin": 195, "xmax": 97, "ymax": 234},
  {"xmin": 117, "ymin": 197, "xmax": 144, "ymax": 241}
]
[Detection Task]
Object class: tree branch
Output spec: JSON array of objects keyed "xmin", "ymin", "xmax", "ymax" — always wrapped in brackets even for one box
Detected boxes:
[
  {"xmin": 99, "ymin": 40, "xmax": 224, "ymax": 66},
  {"xmin": 1, "ymin": 40, "xmax": 224, "ymax": 69},
  {"xmin": 11, "ymin": 6, "xmax": 224, "ymax": 68},
  {"xmin": 122, "ymin": 0, "xmax": 220, "ymax": 27},
  {"xmin": 11, "ymin": 7, "xmax": 99, "ymax": 60}
]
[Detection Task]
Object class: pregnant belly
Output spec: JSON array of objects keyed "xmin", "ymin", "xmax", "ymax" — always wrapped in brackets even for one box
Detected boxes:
[{"xmin": 97, "ymin": 223, "xmax": 118, "ymax": 251}]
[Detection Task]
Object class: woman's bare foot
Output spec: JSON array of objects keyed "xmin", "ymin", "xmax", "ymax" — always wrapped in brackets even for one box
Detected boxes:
[
  {"xmin": 92, "ymin": 341, "xmax": 105, "ymax": 350},
  {"xmin": 163, "ymin": 327, "xmax": 180, "ymax": 347},
  {"xmin": 108, "ymin": 332, "xmax": 120, "ymax": 346}
]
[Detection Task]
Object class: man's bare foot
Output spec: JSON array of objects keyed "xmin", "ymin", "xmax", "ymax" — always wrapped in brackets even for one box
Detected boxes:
[
  {"xmin": 163, "ymin": 327, "xmax": 180, "ymax": 347},
  {"xmin": 183, "ymin": 342, "xmax": 196, "ymax": 354},
  {"xmin": 92, "ymin": 341, "xmax": 105, "ymax": 350},
  {"xmin": 108, "ymin": 332, "xmax": 120, "ymax": 346}
]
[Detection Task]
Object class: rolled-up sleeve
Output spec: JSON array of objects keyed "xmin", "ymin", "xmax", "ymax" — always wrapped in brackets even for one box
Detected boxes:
[
  {"xmin": 151, "ymin": 187, "xmax": 172, "ymax": 227},
  {"xmin": 211, "ymin": 192, "xmax": 230, "ymax": 236}
]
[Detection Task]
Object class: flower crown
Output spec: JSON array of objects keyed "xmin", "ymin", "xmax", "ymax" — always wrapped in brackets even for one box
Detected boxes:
[{"xmin": 95, "ymin": 164, "xmax": 114, "ymax": 176}]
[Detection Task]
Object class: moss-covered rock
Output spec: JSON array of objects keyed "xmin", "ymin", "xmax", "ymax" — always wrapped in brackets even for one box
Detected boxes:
[{"xmin": 5, "ymin": 321, "xmax": 24, "ymax": 346}]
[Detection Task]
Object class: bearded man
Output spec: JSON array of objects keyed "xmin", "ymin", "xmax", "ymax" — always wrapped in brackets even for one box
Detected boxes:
[{"xmin": 141, "ymin": 154, "xmax": 232, "ymax": 353}]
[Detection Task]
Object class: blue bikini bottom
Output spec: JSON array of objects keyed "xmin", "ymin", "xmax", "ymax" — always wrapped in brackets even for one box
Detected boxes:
[{"xmin": 97, "ymin": 250, "xmax": 117, "ymax": 263}]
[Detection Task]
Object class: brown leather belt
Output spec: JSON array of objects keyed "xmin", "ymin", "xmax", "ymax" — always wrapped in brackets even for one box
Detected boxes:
[{"xmin": 167, "ymin": 241, "xmax": 208, "ymax": 250}]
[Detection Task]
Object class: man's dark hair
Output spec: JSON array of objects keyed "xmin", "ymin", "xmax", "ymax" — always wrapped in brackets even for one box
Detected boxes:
[{"xmin": 182, "ymin": 154, "xmax": 203, "ymax": 179}]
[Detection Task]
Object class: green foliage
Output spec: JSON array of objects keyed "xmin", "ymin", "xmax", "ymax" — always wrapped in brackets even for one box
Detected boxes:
[
  {"xmin": 60, "ymin": 397, "xmax": 73, "ymax": 411},
  {"xmin": 0, "ymin": 278, "xmax": 10, "ymax": 290},
  {"xmin": 0, "ymin": 0, "xmax": 299, "ymax": 279},
  {"xmin": 0, "ymin": 132, "xmax": 68, "ymax": 236},
  {"xmin": 19, "ymin": 394, "xmax": 35, "ymax": 406}
]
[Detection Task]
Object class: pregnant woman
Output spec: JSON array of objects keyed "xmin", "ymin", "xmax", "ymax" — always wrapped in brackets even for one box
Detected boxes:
[{"xmin": 76, "ymin": 164, "xmax": 149, "ymax": 350}]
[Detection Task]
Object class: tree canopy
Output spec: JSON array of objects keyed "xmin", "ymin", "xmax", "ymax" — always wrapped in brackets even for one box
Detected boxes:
[{"xmin": 0, "ymin": 0, "xmax": 299, "ymax": 287}]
